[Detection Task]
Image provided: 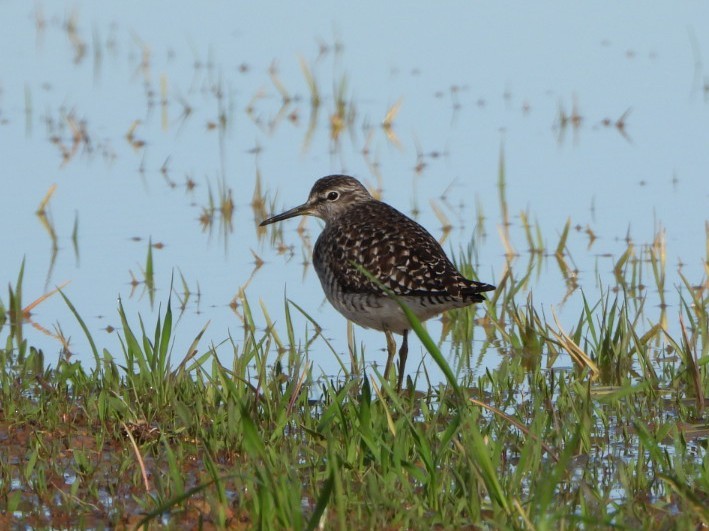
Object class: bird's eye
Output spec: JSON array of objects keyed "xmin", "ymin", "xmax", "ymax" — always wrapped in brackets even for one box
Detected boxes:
[{"xmin": 327, "ymin": 191, "xmax": 340, "ymax": 201}]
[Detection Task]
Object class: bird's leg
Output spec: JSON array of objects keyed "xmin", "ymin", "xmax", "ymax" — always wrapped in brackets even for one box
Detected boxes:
[
  {"xmin": 397, "ymin": 330, "xmax": 409, "ymax": 391},
  {"xmin": 384, "ymin": 330, "xmax": 397, "ymax": 382}
]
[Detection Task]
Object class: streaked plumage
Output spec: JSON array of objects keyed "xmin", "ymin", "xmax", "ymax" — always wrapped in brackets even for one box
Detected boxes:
[{"xmin": 260, "ymin": 175, "xmax": 495, "ymax": 389}]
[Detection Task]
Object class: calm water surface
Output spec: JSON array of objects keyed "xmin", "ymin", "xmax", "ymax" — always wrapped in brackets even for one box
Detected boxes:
[{"xmin": 1, "ymin": 2, "xmax": 707, "ymax": 382}]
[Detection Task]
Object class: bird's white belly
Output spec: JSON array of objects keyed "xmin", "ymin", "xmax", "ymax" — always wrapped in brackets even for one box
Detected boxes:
[{"xmin": 326, "ymin": 291, "xmax": 461, "ymax": 334}]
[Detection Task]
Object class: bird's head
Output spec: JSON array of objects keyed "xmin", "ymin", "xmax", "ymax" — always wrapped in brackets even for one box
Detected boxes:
[{"xmin": 260, "ymin": 175, "xmax": 373, "ymax": 226}]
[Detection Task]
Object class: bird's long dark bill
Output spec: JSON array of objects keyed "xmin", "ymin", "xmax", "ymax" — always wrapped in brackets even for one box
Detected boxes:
[{"xmin": 259, "ymin": 203, "xmax": 311, "ymax": 226}]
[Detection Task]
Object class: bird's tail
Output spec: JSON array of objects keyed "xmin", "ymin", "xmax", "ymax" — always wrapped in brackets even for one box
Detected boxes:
[{"xmin": 462, "ymin": 280, "xmax": 495, "ymax": 301}]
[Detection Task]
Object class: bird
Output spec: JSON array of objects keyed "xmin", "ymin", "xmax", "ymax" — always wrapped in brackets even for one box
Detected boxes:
[{"xmin": 260, "ymin": 175, "xmax": 495, "ymax": 390}]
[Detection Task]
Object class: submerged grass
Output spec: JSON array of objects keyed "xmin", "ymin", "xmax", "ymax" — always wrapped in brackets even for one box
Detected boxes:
[
  {"xmin": 3, "ymin": 14, "xmax": 707, "ymax": 529},
  {"xmin": 1, "ymin": 143, "xmax": 707, "ymax": 527},
  {"xmin": 3, "ymin": 152, "xmax": 707, "ymax": 527},
  {"xmin": 1, "ymin": 249, "xmax": 707, "ymax": 529}
]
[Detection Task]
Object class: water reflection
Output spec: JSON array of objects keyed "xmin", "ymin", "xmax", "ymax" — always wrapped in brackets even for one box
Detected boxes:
[{"xmin": 0, "ymin": 2, "xmax": 704, "ymax": 378}]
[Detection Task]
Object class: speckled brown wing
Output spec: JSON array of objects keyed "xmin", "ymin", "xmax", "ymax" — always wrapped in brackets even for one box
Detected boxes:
[{"xmin": 313, "ymin": 201, "xmax": 493, "ymax": 301}]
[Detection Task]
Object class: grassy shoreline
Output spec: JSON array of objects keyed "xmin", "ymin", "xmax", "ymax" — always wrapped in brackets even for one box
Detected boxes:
[{"xmin": 1, "ymin": 254, "xmax": 707, "ymax": 528}]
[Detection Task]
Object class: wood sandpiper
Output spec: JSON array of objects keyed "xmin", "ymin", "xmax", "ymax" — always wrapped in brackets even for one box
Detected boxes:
[{"xmin": 260, "ymin": 175, "xmax": 495, "ymax": 390}]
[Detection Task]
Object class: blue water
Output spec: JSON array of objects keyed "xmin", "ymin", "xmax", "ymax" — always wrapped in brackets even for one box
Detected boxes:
[{"xmin": 0, "ymin": 1, "xmax": 707, "ymax": 383}]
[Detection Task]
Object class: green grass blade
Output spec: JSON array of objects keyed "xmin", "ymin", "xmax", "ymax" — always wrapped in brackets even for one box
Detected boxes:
[{"xmin": 58, "ymin": 288, "xmax": 100, "ymax": 367}]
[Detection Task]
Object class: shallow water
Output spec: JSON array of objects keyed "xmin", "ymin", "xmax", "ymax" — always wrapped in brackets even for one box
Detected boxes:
[{"xmin": 0, "ymin": 2, "xmax": 707, "ymax": 382}]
